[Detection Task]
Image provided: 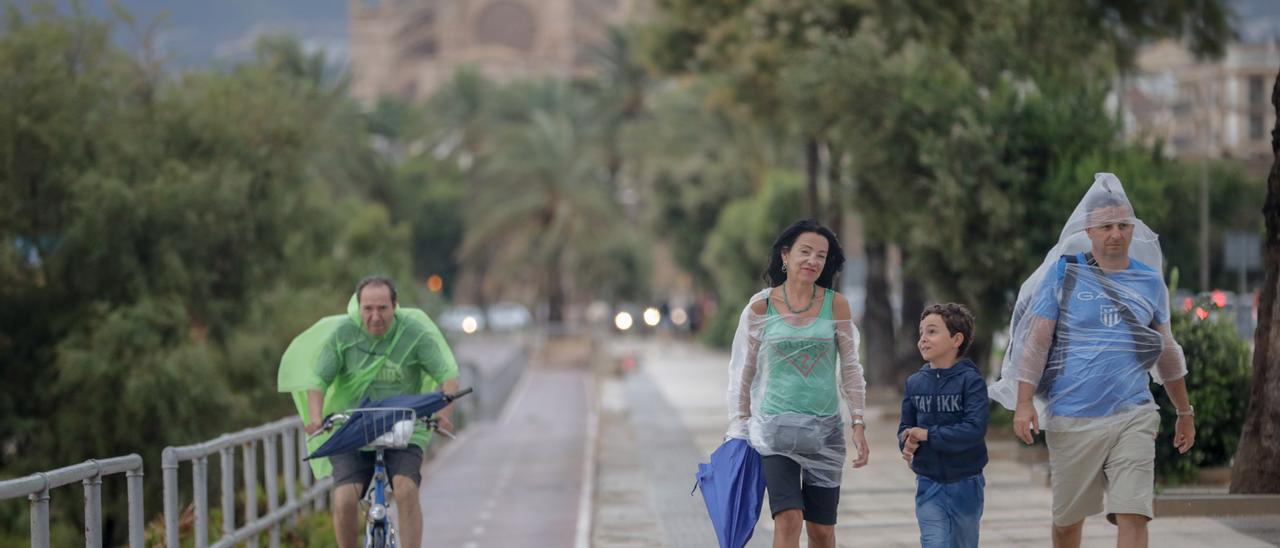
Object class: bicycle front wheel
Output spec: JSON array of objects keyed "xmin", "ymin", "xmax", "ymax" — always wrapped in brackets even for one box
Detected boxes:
[{"xmin": 367, "ymin": 525, "xmax": 387, "ymax": 548}]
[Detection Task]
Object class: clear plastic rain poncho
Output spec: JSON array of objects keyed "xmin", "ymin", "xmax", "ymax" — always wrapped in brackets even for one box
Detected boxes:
[
  {"xmin": 989, "ymin": 173, "xmax": 1187, "ymax": 432},
  {"xmin": 725, "ymin": 286, "xmax": 866, "ymax": 487},
  {"xmin": 277, "ymin": 294, "xmax": 459, "ymax": 477}
]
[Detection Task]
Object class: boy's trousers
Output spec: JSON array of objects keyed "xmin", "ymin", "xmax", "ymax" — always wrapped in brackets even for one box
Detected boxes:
[{"xmin": 915, "ymin": 473, "xmax": 985, "ymax": 548}]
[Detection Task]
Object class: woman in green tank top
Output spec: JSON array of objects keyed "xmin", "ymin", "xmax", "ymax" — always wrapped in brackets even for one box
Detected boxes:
[
  {"xmin": 725, "ymin": 220, "xmax": 869, "ymax": 548},
  {"xmin": 760, "ymin": 286, "xmax": 842, "ymax": 416}
]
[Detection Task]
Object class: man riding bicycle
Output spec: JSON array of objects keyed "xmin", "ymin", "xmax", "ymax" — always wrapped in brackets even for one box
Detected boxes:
[{"xmin": 279, "ymin": 276, "xmax": 460, "ymax": 548}]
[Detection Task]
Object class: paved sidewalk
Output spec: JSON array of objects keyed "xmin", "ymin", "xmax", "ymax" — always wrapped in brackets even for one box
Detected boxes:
[{"xmin": 594, "ymin": 337, "xmax": 1280, "ymax": 547}]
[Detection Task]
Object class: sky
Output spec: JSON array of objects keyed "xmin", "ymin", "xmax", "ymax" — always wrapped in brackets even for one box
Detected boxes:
[
  {"xmin": 1235, "ymin": 0, "xmax": 1280, "ymax": 44},
  {"xmin": 22, "ymin": 0, "xmax": 1280, "ymax": 71},
  {"xmin": 67, "ymin": 1, "xmax": 350, "ymax": 68}
]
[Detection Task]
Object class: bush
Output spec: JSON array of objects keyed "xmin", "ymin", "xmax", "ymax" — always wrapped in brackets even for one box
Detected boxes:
[{"xmin": 1150, "ymin": 308, "xmax": 1252, "ymax": 484}]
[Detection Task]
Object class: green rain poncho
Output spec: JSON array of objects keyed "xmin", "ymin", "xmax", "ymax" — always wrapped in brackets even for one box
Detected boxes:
[{"xmin": 277, "ymin": 294, "xmax": 459, "ymax": 477}]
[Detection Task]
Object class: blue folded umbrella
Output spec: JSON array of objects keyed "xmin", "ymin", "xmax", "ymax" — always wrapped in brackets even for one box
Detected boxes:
[
  {"xmin": 307, "ymin": 391, "xmax": 459, "ymax": 460},
  {"xmin": 693, "ymin": 438, "xmax": 765, "ymax": 548}
]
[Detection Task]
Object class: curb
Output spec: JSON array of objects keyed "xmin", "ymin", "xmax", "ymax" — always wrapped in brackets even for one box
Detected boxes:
[{"xmin": 1154, "ymin": 493, "xmax": 1280, "ymax": 517}]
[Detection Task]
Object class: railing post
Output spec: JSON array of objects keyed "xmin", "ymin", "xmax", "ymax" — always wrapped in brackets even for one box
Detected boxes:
[
  {"xmin": 220, "ymin": 447, "xmax": 235, "ymax": 539},
  {"xmin": 193, "ymin": 456, "xmax": 209, "ymax": 548},
  {"xmin": 29, "ymin": 480, "xmax": 50, "ymax": 548},
  {"xmin": 82, "ymin": 461, "xmax": 102, "ymax": 548},
  {"xmin": 264, "ymin": 433, "xmax": 280, "ymax": 548},
  {"xmin": 242, "ymin": 440, "xmax": 258, "ymax": 547},
  {"xmin": 282, "ymin": 429, "xmax": 298, "ymax": 509},
  {"xmin": 126, "ymin": 466, "xmax": 144, "ymax": 548},
  {"xmin": 297, "ymin": 428, "xmax": 312, "ymax": 491},
  {"xmin": 162, "ymin": 449, "xmax": 179, "ymax": 548},
  {"xmin": 299, "ymin": 428, "xmax": 325, "ymax": 511}
]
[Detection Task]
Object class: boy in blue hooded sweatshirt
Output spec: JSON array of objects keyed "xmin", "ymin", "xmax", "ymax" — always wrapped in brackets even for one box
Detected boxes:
[{"xmin": 899, "ymin": 303, "xmax": 988, "ymax": 548}]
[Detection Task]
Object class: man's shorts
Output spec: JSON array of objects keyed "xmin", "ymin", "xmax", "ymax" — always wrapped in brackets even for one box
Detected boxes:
[
  {"xmin": 761, "ymin": 455, "xmax": 841, "ymax": 525},
  {"xmin": 330, "ymin": 446, "xmax": 424, "ymax": 494},
  {"xmin": 1045, "ymin": 409, "xmax": 1159, "ymax": 526}
]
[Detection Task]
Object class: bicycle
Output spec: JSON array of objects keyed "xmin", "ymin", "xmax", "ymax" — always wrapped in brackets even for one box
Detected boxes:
[{"xmin": 311, "ymin": 388, "xmax": 472, "ymax": 548}]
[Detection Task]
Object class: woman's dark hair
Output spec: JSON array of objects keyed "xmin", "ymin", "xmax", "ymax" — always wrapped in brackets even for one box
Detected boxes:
[{"xmin": 762, "ymin": 219, "xmax": 845, "ymax": 289}]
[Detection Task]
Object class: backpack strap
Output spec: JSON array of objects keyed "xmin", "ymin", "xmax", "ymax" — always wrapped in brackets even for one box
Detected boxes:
[
  {"xmin": 1059, "ymin": 254, "xmax": 1082, "ymax": 311},
  {"xmin": 1037, "ymin": 254, "xmax": 1080, "ymax": 395}
]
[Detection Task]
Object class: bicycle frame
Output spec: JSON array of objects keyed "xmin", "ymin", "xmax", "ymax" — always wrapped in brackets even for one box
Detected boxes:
[
  {"xmin": 312, "ymin": 388, "xmax": 473, "ymax": 548},
  {"xmin": 365, "ymin": 447, "xmax": 395, "ymax": 548}
]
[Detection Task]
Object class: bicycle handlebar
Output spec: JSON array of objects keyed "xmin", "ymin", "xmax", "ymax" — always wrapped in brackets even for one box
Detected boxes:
[{"xmin": 306, "ymin": 387, "xmax": 474, "ymax": 440}]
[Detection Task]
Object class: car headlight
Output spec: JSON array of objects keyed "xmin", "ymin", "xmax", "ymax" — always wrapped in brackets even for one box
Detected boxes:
[{"xmin": 614, "ymin": 312, "xmax": 633, "ymax": 331}]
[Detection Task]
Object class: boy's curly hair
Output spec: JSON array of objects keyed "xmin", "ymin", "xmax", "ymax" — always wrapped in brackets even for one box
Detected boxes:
[{"xmin": 920, "ymin": 303, "xmax": 975, "ymax": 357}]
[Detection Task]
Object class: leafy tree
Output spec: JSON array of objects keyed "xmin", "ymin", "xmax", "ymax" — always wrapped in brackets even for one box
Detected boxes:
[
  {"xmin": 640, "ymin": 0, "xmax": 869, "ymax": 218},
  {"xmin": 699, "ymin": 171, "xmax": 806, "ymax": 347},
  {"xmin": 0, "ymin": 4, "xmax": 419, "ymax": 543},
  {"xmin": 624, "ymin": 81, "xmax": 772, "ymax": 292},
  {"xmin": 767, "ymin": 0, "xmax": 1236, "ymax": 375}
]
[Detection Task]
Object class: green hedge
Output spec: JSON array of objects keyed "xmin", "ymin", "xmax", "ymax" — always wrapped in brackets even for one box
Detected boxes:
[{"xmin": 1150, "ymin": 309, "xmax": 1253, "ymax": 484}]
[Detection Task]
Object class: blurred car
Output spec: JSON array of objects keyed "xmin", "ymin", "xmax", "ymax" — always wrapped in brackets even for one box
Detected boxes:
[
  {"xmin": 487, "ymin": 302, "xmax": 532, "ymax": 331},
  {"xmin": 438, "ymin": 305, "xmax": 486, "ymax": 334}
]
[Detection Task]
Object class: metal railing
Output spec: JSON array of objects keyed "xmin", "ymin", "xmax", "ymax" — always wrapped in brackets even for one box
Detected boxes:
[
  {"xmin": 0, "ymin": 454, "xmax": 145, "ymax": 548},
  {"xmin": 0, "ymin": 342, "xmax": 524, "ymax": 548},
  {"xmin": 162, "ymin": 416, "xmax": 332, "ymax": 548}
]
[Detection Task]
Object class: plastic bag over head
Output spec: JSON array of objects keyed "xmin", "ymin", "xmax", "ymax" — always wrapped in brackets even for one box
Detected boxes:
[{"xmin": 989, "ymin": 173, "xmax": 1186, "ymax": 432}]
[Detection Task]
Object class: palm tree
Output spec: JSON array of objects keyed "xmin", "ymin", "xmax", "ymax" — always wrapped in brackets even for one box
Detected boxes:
[
  {"xmin": 424, "ymin": 67, "xmax": 496, "ymax": 169},
  {"xmin": 586, "ymin": 26, "xmax": 650, "ymax": 191},
  {"xmin": 459, "ymin": 80, "xmax": 616, "ymax": 323},
  {"xmin": 422, "ymin": 68, "xmax": 503, "ymax": 315}
]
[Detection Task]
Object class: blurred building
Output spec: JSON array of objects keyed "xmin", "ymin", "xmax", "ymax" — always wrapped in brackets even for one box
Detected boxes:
[
  {"xmin": 1122, "ymin": 39, "xmax": 1280, "ymax": 169},
  {"xmin": 347, "ymin": 0, "xmax": 638, "ymax": 104}
]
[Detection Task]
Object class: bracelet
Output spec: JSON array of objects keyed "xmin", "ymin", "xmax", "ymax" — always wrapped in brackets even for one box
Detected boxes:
[
  {"xmin": 1176, "ymin": 405, "xmax": 1195, "ymax": 417},
  {"xmin": 852, "ymin": 418, "xmax": 865, "ymax": 427}
]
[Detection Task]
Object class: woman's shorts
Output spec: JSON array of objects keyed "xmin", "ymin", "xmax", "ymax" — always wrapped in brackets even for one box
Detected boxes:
[{"xmin": 762, "ymin": 454, "xmax": 841, "ymax": 525}]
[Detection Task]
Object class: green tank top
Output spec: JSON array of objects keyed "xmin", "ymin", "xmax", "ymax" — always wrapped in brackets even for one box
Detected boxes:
[{"xmin": 760, "ymin": 287, "xmax": 840, "ymax": 416}]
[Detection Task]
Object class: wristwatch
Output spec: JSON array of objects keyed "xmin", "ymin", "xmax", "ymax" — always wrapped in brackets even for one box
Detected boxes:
[
  {"xmin": 1176, "ymin": 405, "xmax": 1195, "ymax": 417},
  {"xmin": 852, "ymin": 418, "xmax": 865, "ymax": 427}
]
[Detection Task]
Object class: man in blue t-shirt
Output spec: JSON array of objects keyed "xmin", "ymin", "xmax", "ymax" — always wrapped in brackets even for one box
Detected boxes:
[
  {"xmin": 1012, "ymin": 191, "xmax": 1196, "ymax": 548},
  {"xmin": 1028, "ymin": 250, "xmax": 1169, "ymax": 419}
]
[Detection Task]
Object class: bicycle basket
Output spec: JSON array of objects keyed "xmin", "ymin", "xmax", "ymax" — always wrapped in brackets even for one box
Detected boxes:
[{"xmin": 346, "ymin": 407, "xmax": 417, "ymax": 449}]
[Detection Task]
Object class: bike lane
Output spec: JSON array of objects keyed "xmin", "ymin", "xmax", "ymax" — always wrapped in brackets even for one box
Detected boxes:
[{"xmin": 417, "ymin": 364, "xmax": 593, "ymax": 548}]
